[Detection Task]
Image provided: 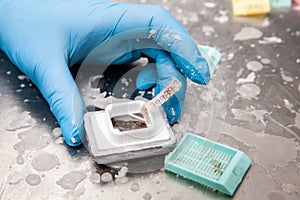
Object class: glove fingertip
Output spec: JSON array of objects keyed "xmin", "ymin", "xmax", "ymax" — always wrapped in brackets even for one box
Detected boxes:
[
  {"xmin": 62, "ymin": 123, "xmax": 84, "ymax": 147},
  {"xmin": 163, "ymin": 103, "xmax": 181, "ymax": 124},
  {"xmin": 53, "ymin": 88, "xmax": 87, "ymax": 147}
]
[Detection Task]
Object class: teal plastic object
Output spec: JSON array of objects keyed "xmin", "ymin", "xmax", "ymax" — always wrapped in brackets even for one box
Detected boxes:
[
  {"xmin": 270, "ymin": 0, "xmax": 292, "ymax": 7},
  {"xmin": 198, "ymin": 45, "xmax": 222, "ymax": 75},
  {"xmin": 165, "ymin": 133, "xmax": 251, "ymax": 196}
]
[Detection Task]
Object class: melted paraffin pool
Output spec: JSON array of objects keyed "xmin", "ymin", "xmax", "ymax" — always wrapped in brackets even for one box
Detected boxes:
[
  {"xmin": 14, "ymin": 130, "xmax": 51, "ymax": 153},
  {"xmin": 31, "ymin": 153, "xmax": 59, "ymax": 172},
  {"xmin": 111, "ymin": 113, "xmax": 147, "ymax": 132}
]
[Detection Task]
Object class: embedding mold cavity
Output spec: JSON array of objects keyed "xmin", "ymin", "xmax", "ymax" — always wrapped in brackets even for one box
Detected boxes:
[{"xmin": 84, "ymin": 100, "xmax": 176, "ymax": 164}]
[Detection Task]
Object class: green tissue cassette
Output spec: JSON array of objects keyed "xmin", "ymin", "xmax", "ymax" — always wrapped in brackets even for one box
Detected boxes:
[{"xmin": 165, "ymin": 133, "xmax": 251, "ymax": 196}]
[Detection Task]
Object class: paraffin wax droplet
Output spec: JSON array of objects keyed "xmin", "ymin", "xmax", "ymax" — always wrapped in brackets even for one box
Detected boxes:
[
  {"xmin": 17, "ymin": 75, "xmax": 28, "ymax": 80},
  {"xmin": 246, "ymin": 61, "xmax": 263, "ymax": 72},
  {"xmin": 115, "ymin": 166, "xmax": 128, "ymax": 178},
  {"xmin": 25, "ymin": 174, "xmax": 41, "ymax": 186},
  {"xmin": 143, "ymin": 192, "xmax": 152, "ymax": 200},
  {"xmin": 31, "ymin": 153, "xmax": 58, "ymax": 171},
  {"xmin": 130, "ymin": 183, "xmax": 139, "ymax": 192},
  {"xmin": 54, "ymin": 137, "xmax": 65, "ymax": 144},
  {"xmin": 16, "ymin": 155, "xmax": 24, "ymax": 165},
  {"xmin": 52, "ymin": 127, "xmax": 62, "ymax": 138},
  {"xmin": 56, "ymin": 171, "xmax": 87, "ymax": 189},
  {"xmin": 261, "ymin": 58, "xmax": 271, "ymax": 65},
  {"xmin": 101, "ymin": 172, "xmax": 113, "ymax": 183},
  {"xmin": 89, "ymin": 173, "xmax": 101, "ymax": 184}
]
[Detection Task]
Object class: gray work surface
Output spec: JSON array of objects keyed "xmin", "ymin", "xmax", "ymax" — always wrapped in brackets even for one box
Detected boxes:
[{"xmin": 1, "ymin": 0, "xmax": 300, "ymax": 199}]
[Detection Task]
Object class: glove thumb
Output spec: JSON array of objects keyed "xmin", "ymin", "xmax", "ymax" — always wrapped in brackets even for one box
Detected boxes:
[{"xmin": 25, "ymin": 58, "xmax": 86, "ymax": 146}]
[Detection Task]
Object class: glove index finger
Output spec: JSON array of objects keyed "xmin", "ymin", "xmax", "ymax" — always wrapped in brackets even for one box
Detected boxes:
[{"xmin": 92, "ymin": 3, "xmax": 210, "ymax": 84}]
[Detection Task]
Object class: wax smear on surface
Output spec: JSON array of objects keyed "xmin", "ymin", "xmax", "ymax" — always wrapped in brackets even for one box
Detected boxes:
[
  {"xmin": 267, "ymin": 192, "xmax": 286, "ymax": 200},
  {"xmin": 14, "ymin": 129, "xmax": 51, "ymax": 153},
  {"xmin": 223, "ymin": 123, "xmax": 297, "ymax": 171},
  {"xmin": 7, "ymin": 172, "xmax": 24, "ymax": 185},
  {"xmin": 237, "ymin": 83, "xmax": 261, "ymax": 100},
  {"xmin": 231, "ymin": 108, "xmax": 269, "ymax": 125},
  {"xmin": 234, "ymin": 27, "xmax": 263, "ymax": 41},
  {"xmin": 237, "ymin": 72, "xmax": 256, "ymax": 84},
  {"xmin": 273, "ymin": 161, "xmax": 300, "ymax": 195},
  {"xmin": 6, "ymin": 111, "xmax": 36, "ymax": 131},
  {"xmin": 258, "ymin": 36, "xmax": 282, "ymax": 44},
  {"xmin": 89, "ymin": 172, "xmax": 101, "ymax": 184},
  {"xmin": 280, "ymin": 68, "xmax": 294, "ymax": 82},
  {"xmin": 13, "ymin": 129, "xmax": 51, "ymax": 165},
  {"xmin": 56, "ymin": 171, "xmax": 87, "ymax": 189},
  {"xmin": 283, "ymin": 99, "xmax": 300, "ymax": 128},
  {"xmin": 251, "ymin": 110, "xmax": 269, "ymax": 126}
]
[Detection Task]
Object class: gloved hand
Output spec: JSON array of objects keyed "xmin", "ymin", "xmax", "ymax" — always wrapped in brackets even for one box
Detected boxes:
[{"xmin": 0, "ymin": 0, "xmax": 210, "ymax": 146}]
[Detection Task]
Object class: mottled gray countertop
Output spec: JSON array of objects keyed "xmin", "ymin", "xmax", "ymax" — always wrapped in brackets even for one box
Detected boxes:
[{"xmin": 1, "ymin": 0, "xmax": 300, "ymax": 199}]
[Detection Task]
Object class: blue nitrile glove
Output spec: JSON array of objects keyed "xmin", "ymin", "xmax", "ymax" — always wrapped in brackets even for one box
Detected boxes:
[{"xmin": 0, "ymin": 0, "xmax": 210, "ymax": 146}]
